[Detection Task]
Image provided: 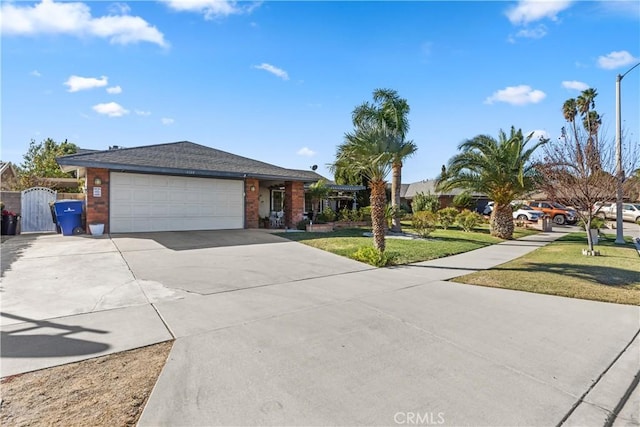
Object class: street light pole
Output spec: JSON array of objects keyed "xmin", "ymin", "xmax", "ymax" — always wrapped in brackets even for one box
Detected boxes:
[{"xmin": 614, "ymin": 62, "xmax": 640, "ymax": 245}]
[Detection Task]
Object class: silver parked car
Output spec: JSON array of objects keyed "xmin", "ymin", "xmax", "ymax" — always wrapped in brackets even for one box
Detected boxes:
[{"xmin": 605, "ymin": 203, "xmax": 640, "ymax": 224}]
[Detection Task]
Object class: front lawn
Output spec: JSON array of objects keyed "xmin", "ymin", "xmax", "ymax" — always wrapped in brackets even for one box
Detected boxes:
[
  {"xmin": 451, "ymin": 233, "xmax": 640, "ymax": 305},
  {"xmin": 280, "ymin": 226, "xmax": 538, "ymax": 266}
]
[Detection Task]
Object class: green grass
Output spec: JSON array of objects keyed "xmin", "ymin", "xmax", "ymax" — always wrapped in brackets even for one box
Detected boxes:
[
  {"xmin": 280, "ymin": 225, "xmax": 539, "ymax": 266},
  {"xmin": 452, "ymin": 232, "xmax": 640, "ymax": 305}
]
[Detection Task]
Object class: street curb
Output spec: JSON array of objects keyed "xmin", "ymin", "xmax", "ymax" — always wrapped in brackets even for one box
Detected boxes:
[{"xmin": 561, "ymin": 330, "xmax": 640, "ymax": 426}]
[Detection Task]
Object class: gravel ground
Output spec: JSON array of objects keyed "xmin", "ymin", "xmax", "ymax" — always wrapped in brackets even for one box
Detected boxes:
[{"xmin": 1, "ymin": 341, "xmax": 173, "ymax": 426}]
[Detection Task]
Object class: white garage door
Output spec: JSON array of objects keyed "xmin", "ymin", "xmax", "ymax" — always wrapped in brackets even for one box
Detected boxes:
[{"xmin": 110, "ymin": 172, "xmax": 244, "ymax": 233}]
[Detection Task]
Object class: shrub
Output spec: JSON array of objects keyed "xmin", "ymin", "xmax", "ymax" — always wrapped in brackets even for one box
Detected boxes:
[
  {"xmin": 456, "ymin": 209, "xmax": 483, "ymax": 232},
  {"xmin": 385, "ymin": 204, "xmax": 400, "ymax": 228},
  {"xmin": 411, "ymin": 191, "xmax": 440, "ymax": 213},
  {"xmin": 437, "ymin": 207, "xmax": 459, "ymax": 230},
  {"xmin": 316, "ymin": 207, "xmax": 336, "ymax": 223},
  {"xmin": 338, "ymin": 207, "xmax": 352, "ymax": 222},
  {"xmin": 296, "ymin": 219, "xmax": 310, "ymax": 230},
  {"xmin": 412, "ymin": 211, "xmax": 438, "ymax": 237},
  {"xmin": 578, "ymin": 216, "xmax": 606, "ymax": 230},
  {"xmin": 350, "ymin": 246, "xmax": 388, "ymax": 267},
  {"xmin": 452, "ymin": 191, "xmax": 474, "ymax": 210},
  {"xmin": 359, "ymin": 206, "xmax": 372, "ymax": 221}
]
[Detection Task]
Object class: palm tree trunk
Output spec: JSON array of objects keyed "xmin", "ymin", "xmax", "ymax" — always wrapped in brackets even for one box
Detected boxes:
[
  {"xmin": 391, "ymin": 162, "xmax": 402, "ymax": 233},
  {"xmin": 370, "ymin": 180, "xmax": 387, "ymax": 252},
  {"xmin": 490, "ymin": 203, "xmax": 514, "ymax": 239}
]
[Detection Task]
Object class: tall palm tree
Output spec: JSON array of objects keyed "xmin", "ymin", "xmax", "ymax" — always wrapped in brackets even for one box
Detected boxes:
[
  {"xmin": 576, "ymin": 89, "xmax": 601, "ymax": 172},
  {"xmin": 576, "ymin": 88, "xmax": 597, "ymax": 115},
  {"xmin": 331, "ymin": 124, "xmax": 393, "ymax": 252},
  {"xmin": 436, "ymin": 127, "xmax": 545, "ymax": 239},
  {"xmin": 352, "ymin": 89, "xmax": 416, "ymax": 232},
  {"xmin": 562, "ymin": 98, "xmax": 583, "ymax": 165}
]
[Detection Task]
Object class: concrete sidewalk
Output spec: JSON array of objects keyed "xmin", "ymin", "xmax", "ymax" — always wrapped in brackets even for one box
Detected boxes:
[{"xmin": 139, "ymin": 230, "xmax": 640, "ymax": 426}]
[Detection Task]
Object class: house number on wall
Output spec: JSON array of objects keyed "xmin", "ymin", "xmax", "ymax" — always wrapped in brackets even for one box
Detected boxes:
[{"xmin": 93, "ymin": 187, "xmax": 102, "ymax": 198}]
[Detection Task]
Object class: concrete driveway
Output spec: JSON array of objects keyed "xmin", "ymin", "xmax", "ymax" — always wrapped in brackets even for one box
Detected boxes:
[
  {"xmin": 1, "ymin": 230, "xmax": 371, "ymax": 325},
  {"xmin": 1, "ymin": 229, "xmax": 638, "ymax": 425}
]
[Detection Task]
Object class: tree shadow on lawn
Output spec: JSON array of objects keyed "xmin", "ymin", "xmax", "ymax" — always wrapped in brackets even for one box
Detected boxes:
[
  {"xmin": 279, "ymin": 228, "xmax": 368, "ymax": 242},
  {"xmin": 495, "ymin": 262, "xmax": 639, "ymax": 287}
]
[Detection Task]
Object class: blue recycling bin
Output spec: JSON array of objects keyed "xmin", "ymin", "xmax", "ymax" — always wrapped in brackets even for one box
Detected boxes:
[{"xmin": 53, "ymin": 200, "xmax": 84, "ymax": 236}]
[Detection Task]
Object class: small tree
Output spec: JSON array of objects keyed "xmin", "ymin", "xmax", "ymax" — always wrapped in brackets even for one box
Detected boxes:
[
  {"xmin": 18, "ymin": 138, "xmax": 78, "ymax": 190},
  {"xmin": 537, "ymin": 88, "xmax": 636, "ymax": 253}
]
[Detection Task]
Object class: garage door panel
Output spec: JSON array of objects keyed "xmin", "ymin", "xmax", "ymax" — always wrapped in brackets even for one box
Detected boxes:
[{"xmin": 110, "ymin": 173, "xmax": 244, "ymax": 233}]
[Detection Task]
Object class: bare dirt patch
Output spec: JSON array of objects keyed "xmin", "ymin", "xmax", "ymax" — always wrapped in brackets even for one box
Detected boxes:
[{"xmin": 1, "ymin": 341, "xmax": 172, "ymax": 426}]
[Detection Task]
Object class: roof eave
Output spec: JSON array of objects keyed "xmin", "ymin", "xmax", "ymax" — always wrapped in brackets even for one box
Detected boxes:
[{"xmin": 56, "ymin": 159, "xmax": 319, "ymax": 182}]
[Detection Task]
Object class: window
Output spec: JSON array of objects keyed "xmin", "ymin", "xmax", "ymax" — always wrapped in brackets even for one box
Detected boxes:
[{"xmin": 271, "ymin": 190, "xmax": 284, "ymax": 212}]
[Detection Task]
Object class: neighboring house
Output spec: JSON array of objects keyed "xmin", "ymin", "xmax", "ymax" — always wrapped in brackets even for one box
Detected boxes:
[
  {"xmin": 306, "ymin": 182, "xmax": 367, "ymax": 215},
  {"xmin": 1, "ymin": 161, "xmax": 18, "ymax": 190},
  {"xmin": 57, "ymin": 141, "xmax": 324, "ymax": 233},
  {"xmin": 400, "ymin": 179, "xmax": 489, "ymax": 212}
]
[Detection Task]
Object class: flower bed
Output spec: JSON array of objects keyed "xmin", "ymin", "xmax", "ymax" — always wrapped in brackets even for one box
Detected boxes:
[{"xmin": 306, "ymin": 223, "xmax": 334, "ymax": 233}]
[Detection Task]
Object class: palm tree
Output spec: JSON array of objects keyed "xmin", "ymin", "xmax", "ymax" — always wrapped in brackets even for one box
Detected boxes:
[
  {"xmin": 576, "ymin": 88, "xmax": 597, "ymax": 115},
  {"xmin": 563, "ymin": 98, "xmax": 583, "ymax": 165},
  {"xmin": 331, "ymin": 124, "xmax": 393, "ymax": 252},
  {"xmin": 352, "ymin": 89, "xmax": 416, "ymax": 233},
  {"xmin": 307, "ymin": 179, "xmax": 330, "ymax": 222},
  {"xmin": 436, "ymin": 127, "xmax": 545, "ymax": 239}
]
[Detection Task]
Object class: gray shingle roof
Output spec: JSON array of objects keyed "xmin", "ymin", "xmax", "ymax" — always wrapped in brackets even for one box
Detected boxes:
[
  {"xmin": 57, "ymin": 141, "xmax": 326, "ymax": 182},
  {"xmin": 403, "ymin": 179, "xmax": 486, "ymax": 198}
]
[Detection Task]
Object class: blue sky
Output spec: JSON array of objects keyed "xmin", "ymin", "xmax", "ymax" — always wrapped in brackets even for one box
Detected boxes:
[{"xmin": 2, "ymin": 0, "xmax": 639, "ymax": 184}]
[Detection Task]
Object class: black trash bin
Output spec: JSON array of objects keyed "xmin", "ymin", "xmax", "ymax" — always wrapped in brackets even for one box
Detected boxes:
[
  {"xmin": 1, "ymin": 213, "xmax": 19, "ymax": 235},
  {"xmin": 53, "ymin": 200, "xmax": 84, "ymax": 236}
]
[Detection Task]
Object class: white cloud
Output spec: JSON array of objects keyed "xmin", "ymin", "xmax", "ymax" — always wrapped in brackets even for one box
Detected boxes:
[
  {"xmin": 161, "ymin": 0, "xmax": 260, "ymax": 19},
  {"xmin": 64, "ymin": 75, "xmax": 108, "ymax": 92},
  {"xmin": 106, "ymin": 85, "xmax": 122, "ymax": 94},
  {"xmin": 93, "ymin": 102, "xmax": 129, "ymax": 117},
  {"xmin": 597, "ymin": 50, "xmax": 639, "ymax": 70},
  {"xmin": 0, "ymin": 0, "xmax": 168, "ymax": 48},
  {"xmin": 506, "ymin": 0, "xmax": 573, "ymax": 25},
  {"xmin": 135, "ymin": 110, "xmax": 151, "ymax": 116},
  {"xmin": 514, "ymin": 24, "xmax": 547, "ymax": 39},
  {"xmin": 253, "ymin": 63, "xmax": 289, "ymax": 80},
  {"xmin": 108, "ymin": 2, "xmax": 131, "ymax": 15},
  {"xmin": 484, "ymin": 85, "xmax": 546, "ymax": 106},
  {"xmin": 297, "ymin": 147, "xmax": 316, "ymax": 157},
  {"xmin": 562, "ymin": 80, "xmax": 589, "ymax": 91},
  {"xmin": 161, "ymin": 117, "xmax": 174, "ymax": 125},
  {"xmin": 30, "ymin": 70, "xmax": 41, "ymax": 77}
]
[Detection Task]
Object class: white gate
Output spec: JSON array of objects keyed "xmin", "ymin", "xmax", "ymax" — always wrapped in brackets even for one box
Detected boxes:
[{"xmin": 21, "ymin": 187, "xmax": 57, "ymax": 232}]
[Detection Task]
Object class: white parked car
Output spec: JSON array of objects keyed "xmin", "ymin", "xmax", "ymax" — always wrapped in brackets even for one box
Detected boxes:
[
  {"xmin": 483, "ymin": 202, "xmax": 543, "ymax": 221},
  {"xmin": 512, "ymin": 205, "xmax": 544, "ymax": 221}
]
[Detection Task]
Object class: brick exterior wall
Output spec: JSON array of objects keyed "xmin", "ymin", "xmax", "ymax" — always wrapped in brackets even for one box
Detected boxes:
[
  {"xmin": 284, "ymin": 181, "xmax": 304, "ymax": 228},
  {"xmin": 245, "ymin": 178, "xmax": 260, "ymax": 229},
  {"xmin": 85, "ymin": 168, "xmax": 110, "ymax": 234},
  {"xmin": 0, "ymin": 191, "xmax": 21, "ymax": 215}
]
